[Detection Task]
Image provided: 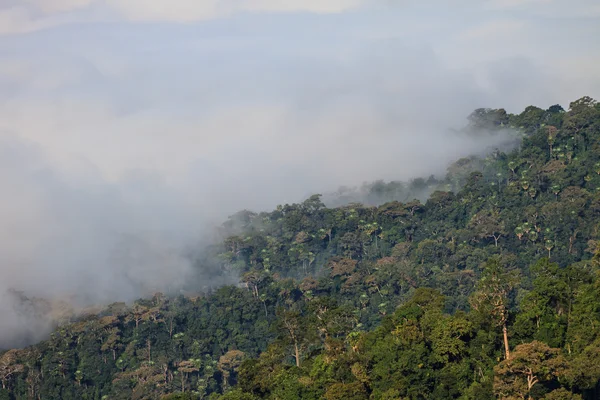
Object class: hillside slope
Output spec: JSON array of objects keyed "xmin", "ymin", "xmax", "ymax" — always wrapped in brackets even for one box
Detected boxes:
[{"xmin": 2, "ymin": 97, "xmax": 600, "ymax": 400}]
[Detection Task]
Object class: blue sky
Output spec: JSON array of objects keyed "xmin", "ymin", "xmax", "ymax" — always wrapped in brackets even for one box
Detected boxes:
[{"xmin": 0, "ymin": 0, "xmax": 599, "ymax": 344}]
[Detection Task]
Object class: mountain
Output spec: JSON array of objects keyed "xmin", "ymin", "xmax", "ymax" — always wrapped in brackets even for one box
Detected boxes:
[{"xmin": 2, "ymin": 96, "xmax": 600, "ymax": 399}]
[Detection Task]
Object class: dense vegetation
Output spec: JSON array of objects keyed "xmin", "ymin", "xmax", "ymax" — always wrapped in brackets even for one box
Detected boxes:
[{"xmin": 2, "ymin": 96, "xmax": 600, "ymax": 399}]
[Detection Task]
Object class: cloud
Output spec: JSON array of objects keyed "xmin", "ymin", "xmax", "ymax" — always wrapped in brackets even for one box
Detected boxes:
[
  {"xmin": 107, "ymin": 0, "xmax": 366, "ymax": 22},
  {"xmin": 0, "ymin": 7, "xmax": 43, "ymax": 35},
  {"xmin": 484, "ymin": 0, "xmax": 552, "ymax": 10},
  {"xmin": 0, "ymin": 134, "xmax": 216, "ymax": 348},
  {"xmin": 2, "ymin": 0, "xmax": 599, "ymax": 36},
  {"xmin": 0, "ymin": 2, "xmax": 99, "ymax": 35},
  {"xmin": 484, "ymin": 0, "xmax": 600, "ymax": 17},
  {"xmin": 0, "ymin": 0, "xmax": 367, "ymax": 35},
  {"xmin": 458, "ymin": 19, "xmax": 526, "ymax": 41},
  {"xmin": 22, "ymin": 0, "xmax": 94, "ymax": 14},
  {"xmin": 0, "ymin": 0, "xmax": 599, "ymax": 348}
]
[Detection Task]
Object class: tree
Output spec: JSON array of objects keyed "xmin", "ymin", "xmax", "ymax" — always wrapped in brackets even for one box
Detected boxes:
[
  {"xmin": 468, "ymin": 108, "xmax": 509, "ymax": 130},
  {"xmin": 515, "ymin": 105, "xmax": 545, "ymax": 131},
  {"xmin": 275, "ymin": 309, "xmax": 312, "ymax": 368},
  {"xmin": 429, "ymin": 313, "xmax": 472, "ymax": 364},
  {"xmin": 328, "ymin": 257, "xmax": 358, "ymax": 278},
  {"xmin": 564, "ymin": 96, "xmax": 598, "ymax": 135},
  {"xmin": 324, "ymin": 382, "xmax": 368, "ymax": 400},
  {"xmin": 218, "ymin": 389, "xmax": 260, "ymax": 399},
  {"xmin": 543, "ymin": 388, "xmax": 582, "ymax": 400},
  {"xmin": 470, "ymin": 257, "xmax": 520, "ymax": 360},
  {"xmin": 513, "ymin": 259, "xmax": 571, "ymax": 348},
  {"xmin": 494, "ymin": 341, "xmax": 568, "ymax": 400},
  {"xmin": 0, "ymin": 350, "xmax": 23, "ymax": 390},
  {"xmin": 218, "ymin": 350, "xmax": 245, "ymax": 391},
  {"xmin": 177, "ymin": 359, "xmax": 200, "ymax": 393},
  {"xmin": 468, "ymin": 208, "xmax": 506, "ymax": 247},
  {"xmin": 127, "ymin": 302, "xmax": 150, "ymax": 329}
]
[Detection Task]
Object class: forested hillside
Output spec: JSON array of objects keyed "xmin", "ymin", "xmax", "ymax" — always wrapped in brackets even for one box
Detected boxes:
[{"xmin": 2, "ymin": 96, "xmax": 600, "ymax": 399}]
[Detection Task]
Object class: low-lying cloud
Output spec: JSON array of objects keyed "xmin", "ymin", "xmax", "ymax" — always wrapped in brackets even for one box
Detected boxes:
[{"xmin": 1, "ymin": 1, "xmax": 599, "ymax": 348}]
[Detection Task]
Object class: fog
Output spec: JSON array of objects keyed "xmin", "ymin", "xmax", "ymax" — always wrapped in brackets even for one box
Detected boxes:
[{"xmin": 1, "ymin": 1, "xmax": 600, "ymax": 348}]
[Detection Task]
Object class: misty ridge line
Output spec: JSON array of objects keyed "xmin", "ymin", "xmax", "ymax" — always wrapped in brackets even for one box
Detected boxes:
[
  {"xmin": 0, "ymin": 123, "xmax": 520, "ymax": 350},
  {"xmin": 0, "ymin": 3, "xmax": 587, "ymax": 351},
  {"xmin": 322, "ymin": 129, "xmax": 521, "ymax": 207}
]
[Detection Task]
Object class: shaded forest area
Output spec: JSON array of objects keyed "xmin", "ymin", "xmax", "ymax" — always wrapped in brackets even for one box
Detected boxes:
[{"xmin": 2, "ymin": 97, "xmax": 600, "ymax": 399}]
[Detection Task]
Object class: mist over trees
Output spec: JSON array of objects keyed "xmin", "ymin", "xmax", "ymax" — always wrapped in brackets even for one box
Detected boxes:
[{"xmin": 1, "ymin": 97, "xmax": 600, "ymax": 399}]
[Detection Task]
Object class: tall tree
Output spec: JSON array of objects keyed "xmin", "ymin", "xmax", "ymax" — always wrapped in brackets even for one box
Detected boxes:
[{"xmin": 470, "ymin": 257, "xmax": 520, "ymax": 360}]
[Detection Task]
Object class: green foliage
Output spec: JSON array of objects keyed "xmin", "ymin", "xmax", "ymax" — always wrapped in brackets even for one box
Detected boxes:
[{"xmin": 3, "ymin": 97, "xmax": 600, "ymax": 399}]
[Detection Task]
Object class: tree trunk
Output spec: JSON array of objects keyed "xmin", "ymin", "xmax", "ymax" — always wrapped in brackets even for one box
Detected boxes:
[
  {"xmin": 147, "ymin": 338, "xmax": 152, "ymax": 362},
  {"xmin": 526, "ymin": 371, "xmax": 538, "ymax": 399},
  {"xmin": 503, "ymin": 323, "xmax": 511, "ymax": 360},
  {"xmin": 294, "ymin": 342, "xmax": 301, "ymax": 367},
  {"xmin": 569, "ymin": 232, "xmax": 577, "ymax": 254},
  {"xmin": 222, "ymin": 372, "xmax": 229, "ymax": 391}
]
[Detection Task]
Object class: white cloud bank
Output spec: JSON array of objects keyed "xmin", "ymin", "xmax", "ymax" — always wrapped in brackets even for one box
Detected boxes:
[{"xmin": 0, "ymin": 0, "xmax": 598, "ymax": 348}]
